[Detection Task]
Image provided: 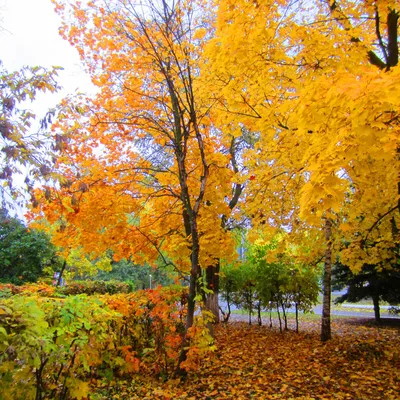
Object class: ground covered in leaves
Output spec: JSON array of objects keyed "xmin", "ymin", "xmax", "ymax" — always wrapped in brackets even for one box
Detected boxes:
[{"xmin": 94, "ymin": 318, "xmax": 400, "ymax": 399}]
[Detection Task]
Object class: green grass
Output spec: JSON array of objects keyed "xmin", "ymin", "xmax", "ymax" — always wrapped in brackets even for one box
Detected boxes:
[
  {"xmin": 231, "ymin": 309, "xmax": 321, "ymax": 321},
  {"xmin": 334, "ymin": 305, "xmax": 374, "ymax": 313}
]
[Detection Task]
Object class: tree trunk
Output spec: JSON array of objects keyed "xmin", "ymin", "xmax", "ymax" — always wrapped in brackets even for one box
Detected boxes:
[
  {"xmin": 205, "ymin": 261, "xmax": 220, "ymax": 323},
  {"xmin": 57, "ymin": 260, "xmax": 67, "ymax": 287},
  {"xmin": 205, "ymin": 291, "xmax": 219, "ymax": 322},
  {"xmin": 175, "ymin": 271, "xmax": 200, "ymax": 377},
  {"xmin": 321, "ymin": 218, "xmax": 333, "ymax": 342},
  {"xmin": 269, "ymin": 307, "xmax": 273, "ymax": 328},
  {"xmin": 372, "ymin": 294, "xmax": 381, "ymax": 324},
  {"xmin": 220, "ymin": 288, "xmax": 231, "ymax": 323},
  {"xmin": 175, "ymin": 216, "xmax": 202, "ymax": 377},
  {"xmin": 295, "ymin": 302, "xmax": 299, "ymax": 333},
  {"xmin": 276, "ymin": 302, "xmax": 282, "ymax": 333},
  {"xmin": 247, "ymin": 290, "xmax": 253, "ymax": 325},
  {"xmin": 281, "ymin": 301, "xmax": 288, "ymax": 331}
]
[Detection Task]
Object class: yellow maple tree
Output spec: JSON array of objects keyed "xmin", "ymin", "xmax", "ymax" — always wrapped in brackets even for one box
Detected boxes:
[{"xmin": 206, "ymin": 0, "xmax": 400, "ymax": 340}]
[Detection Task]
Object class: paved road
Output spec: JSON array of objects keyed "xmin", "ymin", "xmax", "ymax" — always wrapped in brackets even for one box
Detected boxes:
[
  {"xmin": 312, "ymin": 304, "xmax": 396, "ymax": 318},
  {"xmin": 220, "ymin": 300, "xmax": 398, "ymax": 319}
]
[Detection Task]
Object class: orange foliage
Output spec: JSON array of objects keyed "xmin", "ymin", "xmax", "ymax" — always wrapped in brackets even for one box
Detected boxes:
[{"xmin": 33, "ymin": 0, "xmax": 240, "ymax": 281}]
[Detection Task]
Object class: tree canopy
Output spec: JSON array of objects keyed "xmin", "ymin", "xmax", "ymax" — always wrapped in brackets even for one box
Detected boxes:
[
  {"xmin": 1, "ymin": 1, "xmax": 400, "ymax": 398},
  {"xmin": 0, "ymin": 61, "xmax": 61, "ymax": 207},
  {"xmin": 24, "ymin": 0, "xmax": 400, "ymax": 345},
  {"xmin": 0, "ymin": 209, "xmax": 56, "ymax": 284}
]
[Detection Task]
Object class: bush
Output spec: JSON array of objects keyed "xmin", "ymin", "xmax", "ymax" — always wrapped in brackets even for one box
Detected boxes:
[
  {"xmin": 0, "ymin": 284, "xmax": 21, "ymax": 298},
  {"xmin": 0, "ymin": 285, "xmax": 213, "ymax": 399},
  {"xmin": 0, "ymin": 294, "xmax": 119, "ymax": 400},
  {"xmin": 0, "ymin": 283, "xmax": 56, "ymax": 298},
  {"xmin": 57, "ymin": 280, "xmax": 132, "ymax": 296}
]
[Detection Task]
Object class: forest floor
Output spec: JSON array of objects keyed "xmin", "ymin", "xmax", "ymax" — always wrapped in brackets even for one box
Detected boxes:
[{"xmin": 93, "ymin": 317, "xmax": 400, "ymax": 399}]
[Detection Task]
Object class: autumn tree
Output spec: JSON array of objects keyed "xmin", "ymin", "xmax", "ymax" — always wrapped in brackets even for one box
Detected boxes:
[
  {"xmin": 203, "ymin": 133, "xmax": 248, "ymax": 322},
  {"xmin": 207, "ymin": 0, "xmax": 400, "ymax": 341},
  {"xmin": 30, "ymin": 0, "xmax": 247, "ymax": 373},
  {"xmin": 0, "ymin": 61, "xmax": 61, "ymax": 207}
]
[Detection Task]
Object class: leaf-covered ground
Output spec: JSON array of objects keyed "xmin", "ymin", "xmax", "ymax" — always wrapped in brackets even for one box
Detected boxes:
[{"xmin": 94, "ymin": 318, "xmax": 400, "ymax": 399}]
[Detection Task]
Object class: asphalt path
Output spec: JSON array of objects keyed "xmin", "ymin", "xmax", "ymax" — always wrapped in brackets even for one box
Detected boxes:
[
  {"xmin": 220, "ymin": 300, "xmax": 398, "ymax": 319},
  {"xmin": 312, "ymin": 303, "xmax": 395, "ymax": 318}
]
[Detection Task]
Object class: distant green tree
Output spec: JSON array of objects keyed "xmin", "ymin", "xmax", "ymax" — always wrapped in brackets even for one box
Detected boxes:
[
  {"xmin": 231, "ymin": 262, "xmax": 258, "ymax": 325},
  {"xmin": 219, "ymin": 262, "xmax": 242, "ymax": 323},
  {"xmin": 288, "ymin": 267, "xmax": 320, "ymax": 333},
  {"xmin": 255, "ymin": 257, "xmax": 290, "ymax": 332},
  {"xmin": 250, "ymin": 238, "xmax": 320, "ymax": 332},
  {"xmin": 333, "ymin": 260, "xmax": 400, "ymax": 323},
  {"xmin": 220, "ymin": 237, "xmax": 320, "ymax": 331},
  {"xmin": 0, "ymin": 210, "xmax": 57, "ymax": 284},
  {"xmin": 94, "ymin": 258, "xmax": 176, "ymax": 289}
]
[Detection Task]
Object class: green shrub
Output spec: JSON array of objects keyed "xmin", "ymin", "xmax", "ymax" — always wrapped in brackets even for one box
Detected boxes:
[
  {"xmin": 0, "ymin": 294, "xmax": 120, "ymax": 400},
  {"xmin": 57, "ymin": 280, "xmax": 131, "ymax": 296},
  {"xmin": 0, "ymin": 283, "xmax": 22, "ymax": 298},
  {"xmin": 0, "ymin": 286, "xmax": 211, "ymax": 399}
]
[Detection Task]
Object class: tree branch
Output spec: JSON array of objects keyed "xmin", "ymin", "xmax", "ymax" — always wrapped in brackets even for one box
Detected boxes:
[
  {"xmin": 387, "ymin": 9, "xmax": 399, "ymax": 68},
  {"xmin": 374, "ymin": 7, "xmax": 388, "ymax": 64},
  {"xmin": 364, "ymin": 205, "xmax": 399, "ymax": 243}
]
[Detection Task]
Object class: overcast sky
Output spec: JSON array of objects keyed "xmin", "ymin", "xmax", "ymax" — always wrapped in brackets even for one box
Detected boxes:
[
  {"xmin": 1, "ymin": 0, "xmax": 94, "ymax": 218},
  {"xmin": 1, "ymin": 0, "xmax": 93, "ymax": 109}
]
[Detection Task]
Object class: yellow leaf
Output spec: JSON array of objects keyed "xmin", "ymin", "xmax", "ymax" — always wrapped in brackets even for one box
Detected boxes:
[
  {"xmin": 339, "ymin": 223, "xmax": 352, "ymax": 232},
  {"xmin": 69, "ymin": 380, "xmax": 90, "ymax": 400}
]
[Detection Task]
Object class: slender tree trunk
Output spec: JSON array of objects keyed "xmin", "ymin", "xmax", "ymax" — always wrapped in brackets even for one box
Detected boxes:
[
  {"xmin": 372, "ymin": 294, "xmax": 381, "ymax": 324},
  {"xmin": 226, "ymin": 291, "xmax": 231, "ymax": 322},
  {"xmin": 257, "ymin": 301, "xmax": 262, "ymax": 326},
  {"xmin": 276, "ymin": 302, "xmax": 282, "ymax": 333},
  {"xmin": 220, "ymin": 305, "xmax": 231, "ymax": 323},
  {"xmin": 220, "ymin": 288, "xmax": 231, "ymax": 323},
  {"xmin": 248, "ymin": 291, "xmax": 253, "ymax": 325},
  {"xmin": 205, "ymin": 261, "xmax": 220, "ymax": 322},
  {"xmin": 281, "ymin": 301, "xmax": 288, "ymax": 331},
  {"xmin": 321, "ymin": 218, "xmax": 333, "ymax": 342},
  {"xmin": 57, "ymin": 260, "xmax": 67, "ymax": 287},
  {"xmin": 295, "ymin": 303, "xmax": 299, "ymax": 333},
  {"xmin": 248, "ymin": 304, "xmax": 252, "ymax": 325},
  {"xmin": 269, "ymin": 307, "xmax": 273, "ymax": 328}
]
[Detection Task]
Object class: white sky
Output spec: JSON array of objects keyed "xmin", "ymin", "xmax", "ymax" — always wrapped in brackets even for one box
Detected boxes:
[
  {"xmin": 1, "ymin": 0, "xmax": 94, "ymax": 110},
  {"xmin": 1, "ymin": 0, "xmax": 94, "ymax": 218}
]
